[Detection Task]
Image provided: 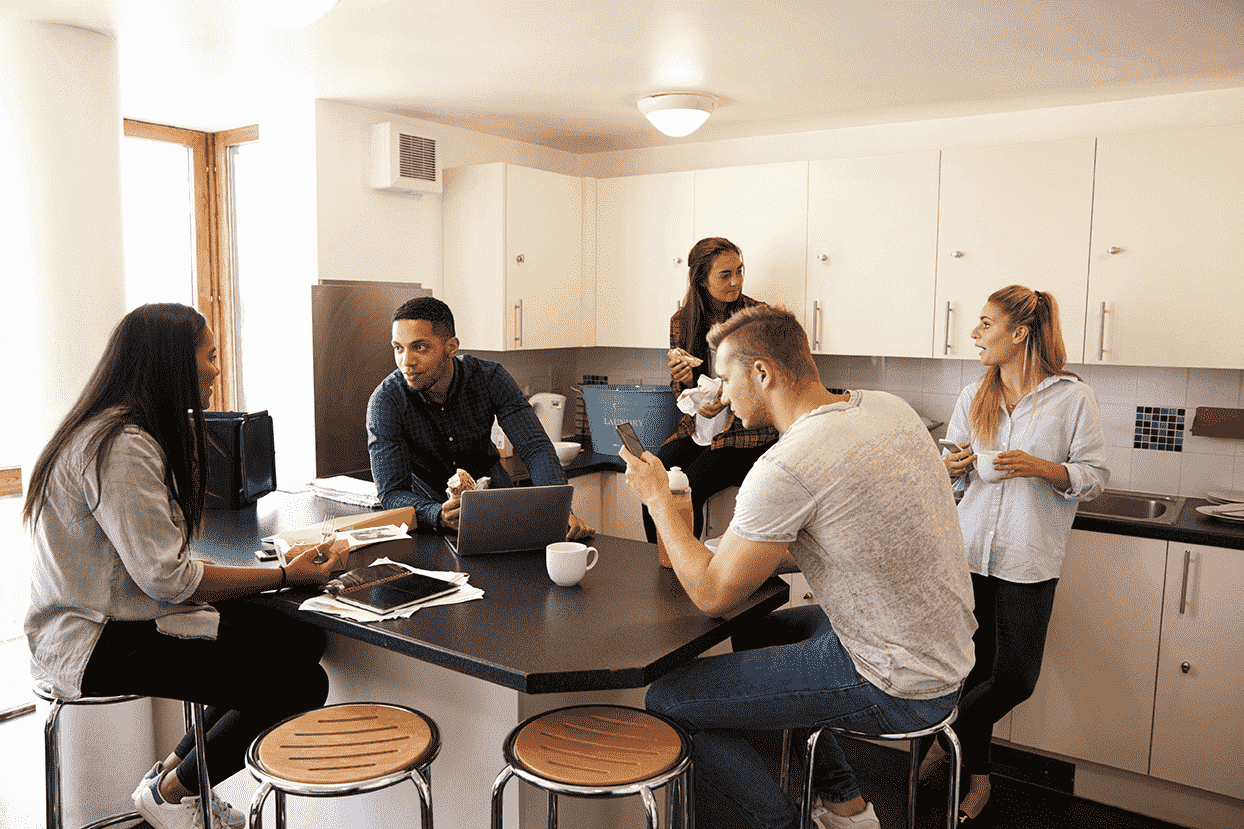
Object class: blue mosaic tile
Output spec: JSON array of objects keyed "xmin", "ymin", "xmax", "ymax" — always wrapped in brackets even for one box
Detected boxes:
[{"xmin": 1134, "ymin": 406, "xmax": 1186, "ymax": 451}]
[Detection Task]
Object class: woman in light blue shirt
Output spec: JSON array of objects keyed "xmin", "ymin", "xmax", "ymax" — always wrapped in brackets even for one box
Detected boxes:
[{"xmin": 928, "ymin": 285, "xmax": 1108, "ymax": 824}]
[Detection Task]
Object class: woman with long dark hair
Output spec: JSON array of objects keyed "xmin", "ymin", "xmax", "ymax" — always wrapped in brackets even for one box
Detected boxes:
[
  {"xmin": 24, "ymin": 303, "xmax": 345, "ymax": 829},
  {"xmin": 642, "ymin": 237, "xmax": 778, "ymax": 544},
  {"xmin": 928, "ymin": 285, "xmax": 1108, "ymax": 823}
]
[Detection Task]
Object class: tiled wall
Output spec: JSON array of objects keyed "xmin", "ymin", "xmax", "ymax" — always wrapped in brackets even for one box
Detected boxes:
[
  {"xmin": 820, "ymin": 356, "xmax": 1244, "ymax": 498},
  {"xmin": 482, "ymin": 346, "xmax": 1244, "ymax": 497}
]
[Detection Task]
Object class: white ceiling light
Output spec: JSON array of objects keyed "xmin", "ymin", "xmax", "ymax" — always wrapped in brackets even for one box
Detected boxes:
[
  {"xmin": 638, "ymin": 93, "xmax": 717, "ymax": 137},
  {"xmin": 261, "ymin": 0, "xmax": 341, "ymax": 29}
]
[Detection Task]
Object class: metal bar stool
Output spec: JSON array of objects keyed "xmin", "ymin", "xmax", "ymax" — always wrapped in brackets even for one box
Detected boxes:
[
  {"xmin": 779, "ymin": 706, "xmax": 961, "ymax": 829},
  {"xmin": 490, "ymin": 704, "xmax": 693, "ymax": 829},
  {"xmin": 245, "ymin": 702, "xmax": 440, "ymax": 829},
  {"xmin": 35, "ymin": 683, "xmax": 214, "ymax": 829}
]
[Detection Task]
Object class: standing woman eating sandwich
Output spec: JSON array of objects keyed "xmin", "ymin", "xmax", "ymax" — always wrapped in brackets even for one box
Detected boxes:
[
  {"xmin": 23, "ymin": 303, "xmax": 345, "ymax": 829},
  {"xmin": 642, "ymin": 237, "xmax": 778, "ymax": 544}
]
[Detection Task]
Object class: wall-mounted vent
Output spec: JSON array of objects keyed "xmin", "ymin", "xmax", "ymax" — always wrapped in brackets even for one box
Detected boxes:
[{"xmin": 371, "ymin": 122, "xmax": 441, "ymax": 194}]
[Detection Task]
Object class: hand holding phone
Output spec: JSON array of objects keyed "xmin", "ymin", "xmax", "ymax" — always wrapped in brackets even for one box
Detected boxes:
[{"xmin": 616, "ymin": 422, "xmax": 646, "ymax": 457}]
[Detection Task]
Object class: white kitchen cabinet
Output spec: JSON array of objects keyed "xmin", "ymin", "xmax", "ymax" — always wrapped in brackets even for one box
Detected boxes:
[
  {"xmin": 595, "ymin": 172, "xmax": 696, "ymax": 348},
  {"xmin": 934, "ymin": 139, "xmax": 1095, "ymax": 362},
  {"xmin": 1150, "ymin": 542, "xmax": 1244, "ymax": 800},
  {"xmin": 443, "ymin": 163, "xmax": 583, "ymax": 351},
  {"xmin": 693, "ymin": 162, "xmax": 809, "ymax": 332},
  {"xmin": 1009, "ymin": 530, "xmax": 1166, "ymax": 774},
  {"xmin": 806, "ymin": 151, "xmax": 940, "ymax": 357},
  {"xmin": 1087, "ymin": 124, "xmax": 1244, "ymax": 368}
]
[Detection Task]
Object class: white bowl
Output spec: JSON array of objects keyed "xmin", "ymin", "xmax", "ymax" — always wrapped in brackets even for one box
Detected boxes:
[{"xmin": 553, "ymin": 441, "xmax": 581, "ymax": 466}]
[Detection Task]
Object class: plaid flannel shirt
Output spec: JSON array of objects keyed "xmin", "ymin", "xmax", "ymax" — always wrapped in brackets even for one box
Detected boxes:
[{"xmin": 665, "ymin": 298, "xmax": 779, "ymax": 451}]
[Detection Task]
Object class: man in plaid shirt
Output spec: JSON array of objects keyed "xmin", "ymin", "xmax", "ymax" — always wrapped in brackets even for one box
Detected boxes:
[{"xmin": 367, "ymin": 297, "xmax": 592, "ymax": 539}]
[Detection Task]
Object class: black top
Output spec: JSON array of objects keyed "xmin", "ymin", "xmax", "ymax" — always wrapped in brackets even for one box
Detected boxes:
[{"xmin": 195, "ymin": 491, "xmax": 789, "ymax": 693}]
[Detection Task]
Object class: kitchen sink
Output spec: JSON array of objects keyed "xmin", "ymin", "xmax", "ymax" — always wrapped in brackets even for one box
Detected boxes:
[{"xmin": 1076, "ymin": 489, "xmax": 1186, "ymax": 525}]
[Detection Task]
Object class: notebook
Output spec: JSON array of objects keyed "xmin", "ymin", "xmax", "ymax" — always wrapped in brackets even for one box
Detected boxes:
[
  {"xmin": 444, "ymin": 484, "xmax": 574, "ymax": 556},
  {"xmin": 332, "ymin": 569, "xmax": 460, "ymax": 614}
]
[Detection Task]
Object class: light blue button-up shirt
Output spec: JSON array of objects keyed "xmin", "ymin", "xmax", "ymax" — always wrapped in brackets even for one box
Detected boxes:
[{"xmin": 946, "ymin": 375, "xmax": 1109, "ymax": 582}]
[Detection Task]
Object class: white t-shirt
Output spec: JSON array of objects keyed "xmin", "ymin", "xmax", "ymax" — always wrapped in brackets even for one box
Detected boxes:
[{"xmin": 731, "ymin": 390, "xmax": 976, "ymax": 699}]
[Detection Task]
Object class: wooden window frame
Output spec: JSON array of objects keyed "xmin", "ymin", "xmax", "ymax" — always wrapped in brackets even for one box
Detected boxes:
[{"xmin": 121, "ymin": 120, "xmax": 258, "ymax": 412}]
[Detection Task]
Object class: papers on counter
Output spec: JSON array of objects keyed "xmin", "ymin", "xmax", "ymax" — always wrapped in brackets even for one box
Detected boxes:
[
  {"xmin": 298, "ymin": 558, "xmax": 484, "ymax": 622},
  {"xmin": 309, "ymin": 476, "xmax": 381, "ymax": 507},
  {"xmin": 271, "ymin": 524, "xmax": 412, "ymax": 559}
]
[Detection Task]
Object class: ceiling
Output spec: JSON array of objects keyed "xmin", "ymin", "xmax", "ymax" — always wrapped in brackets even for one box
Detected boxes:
[{"xmin": 5, "ymin": 0, "xmax": 1244, "ymax": 153}]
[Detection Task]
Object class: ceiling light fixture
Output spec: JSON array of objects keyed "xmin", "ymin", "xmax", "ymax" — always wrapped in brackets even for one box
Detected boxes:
[{"xmin": 637, "ymin": 92, "xmax": 717, "ymax": 137}]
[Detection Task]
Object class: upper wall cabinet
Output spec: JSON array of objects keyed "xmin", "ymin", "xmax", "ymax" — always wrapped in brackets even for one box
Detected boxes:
[
  {"xmin": 934, "ymin": 139, "xmax": 1096, "ymax": 362},
  {"xmin": 443, "ymin": 163, "xmax": 583, "ymax": 351},
  {"xmin": 806, "ymin": 151, "xmax": 940, "ymax": 357},
  {"xmin": 1087, "ymin": 124, "xmax": 1244, "ymax": 369},
  {"xmin": 596, "ymin": 171, "xmax": 695, "ymax": 349},
  {"xmin": 694, "ymin": 162, "xmax": 809, "ymax": 332}
]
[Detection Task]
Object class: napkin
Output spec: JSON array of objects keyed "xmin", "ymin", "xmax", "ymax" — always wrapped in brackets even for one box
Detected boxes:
[
  {"xmin": 309, "ymin": 476, "xmax": 381, "ymax": 507},
  {"xmin": 677, "ymin": 375, "xmax": 731, "ymax": 445},
  {"xmin": 297, "ymin": 558, "xmax": 483, "ymax": 622}
]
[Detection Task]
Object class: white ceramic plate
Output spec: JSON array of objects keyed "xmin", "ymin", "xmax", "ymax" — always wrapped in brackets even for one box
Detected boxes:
[
  {"xmin": 1205, "ymin": 489, "xmax": 1244, "ymax": 504},
  {"xmin": 1196, "ymin": 504, "xmax": 1244, "ymax": 522}
]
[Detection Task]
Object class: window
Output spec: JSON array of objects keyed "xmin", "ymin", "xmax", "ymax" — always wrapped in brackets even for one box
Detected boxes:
[{"xmin": 120, "ymin": 120, "xmax": 258, "ymax": 411}]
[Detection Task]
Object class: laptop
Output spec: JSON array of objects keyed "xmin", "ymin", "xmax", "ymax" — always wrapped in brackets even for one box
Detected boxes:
[{"xmin": 444, "ymin": 485, "xmax": 574, "ymax": 556}]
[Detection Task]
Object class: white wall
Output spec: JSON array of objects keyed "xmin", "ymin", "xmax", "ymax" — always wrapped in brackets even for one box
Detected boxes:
[{"xmin": 295, "ymin": 86, "xmax": 1244, "ymax": 496}]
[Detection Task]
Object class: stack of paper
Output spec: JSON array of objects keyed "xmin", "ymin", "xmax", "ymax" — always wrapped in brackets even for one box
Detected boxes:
[
  {"xmin": 309, "ymin": 476, "xmax": 380, "ymax": 507},
  {"xmin": 298, "ymin": 558, "xmax": 484, "ymax": 622}
]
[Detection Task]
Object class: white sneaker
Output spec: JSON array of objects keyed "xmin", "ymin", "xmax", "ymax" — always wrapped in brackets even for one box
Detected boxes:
[
  {"xmin": 810, "ymin": 799, "xmax": 882, "ymax": 829},
  {"xmin": 208, "ymin": 789, "xmax": 247, "ymax": 829},
  {"xmin": 133, "ymin": 773, "xmax": 208, "ymax": 829}
]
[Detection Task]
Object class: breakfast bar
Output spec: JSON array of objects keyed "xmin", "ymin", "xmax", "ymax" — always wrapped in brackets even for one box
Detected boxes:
[{"xmin": 193, "ymin": 490, "xmax": 788, "ymax": 828}]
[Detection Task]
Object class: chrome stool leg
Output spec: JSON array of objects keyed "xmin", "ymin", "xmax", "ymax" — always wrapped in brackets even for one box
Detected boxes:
[
  {"xmin": 182, "ymin": 701, "xmax": 214, "ymax": 829},
  {"xmin": 785, "ymin": 706, "xmax": 962, "ymax": 829}
]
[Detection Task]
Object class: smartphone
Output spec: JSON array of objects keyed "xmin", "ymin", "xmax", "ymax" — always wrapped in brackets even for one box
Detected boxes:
[
  {"xmin": 254, "ymin": 549, "xmax": 279, "ymax": 562},
  {"xmin": 938, "ymin": 438, "xmax": 966, "ymax": 453},
  {"xmin": 615, "ymin": 422, "xmax": 647, "ymax": 457}
]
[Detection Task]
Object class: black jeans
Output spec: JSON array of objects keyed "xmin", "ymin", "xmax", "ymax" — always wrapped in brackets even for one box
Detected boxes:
[
  {"xmin": 81, "ymin": 599, "xmax": 329, "ymax": 793},
  {"xmin": 951, "ymin": 573, "xmax": 1059, "ymax": 775},
  {"xmin": 641, "ymin": 435, "xmax": 774, "ymax": 542}
]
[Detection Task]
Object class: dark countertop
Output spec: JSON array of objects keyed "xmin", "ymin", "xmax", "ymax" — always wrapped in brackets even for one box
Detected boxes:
[
  {"xmin": 1073, "ymin": 496, "xmax": 1244, "ymax": 551},
  {"xmin": 195, "ymin": 491, "xmax": 788, "ymax": 694},
  {"xmin": 501, "ymin": 436, "xmax": 626, "ymax": 482}
]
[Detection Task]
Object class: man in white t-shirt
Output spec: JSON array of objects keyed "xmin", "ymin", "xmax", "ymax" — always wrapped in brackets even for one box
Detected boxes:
[{"xmin": 622, "ymin": 305, "xmax": 975, "ymax": 829}]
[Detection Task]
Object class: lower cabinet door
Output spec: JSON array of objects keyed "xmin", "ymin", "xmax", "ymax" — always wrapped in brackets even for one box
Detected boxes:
[
  {"xmin": 1150, "ymin": 543, "xmax": 1244, "ymax": 799},
  {"xmin": 1009, "ymin": 531, "xmax": 1166, "ymax": 773}
]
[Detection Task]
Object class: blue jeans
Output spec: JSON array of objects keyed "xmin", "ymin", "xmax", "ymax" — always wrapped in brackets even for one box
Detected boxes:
[{"xmin": 646, "ymin": 605, "xmax": 959, "ymax": 829}]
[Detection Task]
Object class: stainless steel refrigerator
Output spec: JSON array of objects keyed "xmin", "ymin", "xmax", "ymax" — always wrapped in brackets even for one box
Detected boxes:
[{"xmin": 312, "ymin": 279, "xmax": 433, "ymax": 479}]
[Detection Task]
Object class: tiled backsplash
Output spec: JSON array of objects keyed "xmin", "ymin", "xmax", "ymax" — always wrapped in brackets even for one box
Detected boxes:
[
  {"xmin": 820, "ymin": 357, "xmax": 1244, "ymax": 498},
  {"xmin": 484, "ymin": 346, "xmax": 1244, "ymax": 497}
]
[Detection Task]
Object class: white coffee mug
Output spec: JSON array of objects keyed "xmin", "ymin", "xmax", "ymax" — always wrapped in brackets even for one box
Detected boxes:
[
  {"xmin": 546, "ymin": 541, "xmax": 599, "ymax": 587},
  {"xmin": 974, "ymin": 450, "xmax": 1004, "ymax": 484}
]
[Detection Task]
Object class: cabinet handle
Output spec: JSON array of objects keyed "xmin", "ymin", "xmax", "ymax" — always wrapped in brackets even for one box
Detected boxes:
[
  {"xmin": 674, "ymin": 257, "xmax": 683, "ymax": 264},
  {"xmin": 812, "ymin": 300, "xmax": 822, "ymax": 351},
  {"xmin": 1096, "ymin": 302, "xmax": 1107, "ymax": 361},
  {"xmin": 1181, "ymin": 661, "xmax": 1191, "ymax": 674},
  {"xmin": 515, "ymin": 253, "xmax": 525, "ymax": 264},
  {"xmin": 1108, "ymin": 246, "xmax": 1122, "ymax": 255},
  {"xmin": 803, "ymin": 592, "xmax": 814, "ymax": 601},
  {"xmin": 943, "ymin": 301, "xmax": 953, "ymax": 355},
  {"xmin": 514, "ymin": 300, "xmax": 523, "ymax": 348},
  {"xmin": 1179, "ymin": 549, "xmax": 1191, "ymax": 615},
  {"xmin": 817, "ymin": 253, "xmax": 828, "ymax": 262},
  {"xmin": 951, "ymin": 250, "xmax": 964, "ymax": 258}
]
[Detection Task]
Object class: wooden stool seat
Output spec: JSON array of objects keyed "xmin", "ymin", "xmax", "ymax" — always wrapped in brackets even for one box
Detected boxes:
[
  {"xmin": 511, "ymin": 705, "xmax": 684, "ymax": 786},
  {"xmin": 246, "ymin": 702, "xmax": 439, "ymax": 829},
  {"xmin": 492, "ymin": 704, "xmax": 692, "ymax": 829},
  {"xmin": 255, "ymin": 704, "xmax": 435, "ymax": 785}
]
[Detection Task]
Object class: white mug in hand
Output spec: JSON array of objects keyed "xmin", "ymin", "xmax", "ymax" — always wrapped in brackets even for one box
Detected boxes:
[
  {"xmin": 975, "ymin": 450, "xmax": 1004, "ymax": 484},
  {"xmin": 546, "ymin": 542, "xmax": 599, "ymax": 587}
]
